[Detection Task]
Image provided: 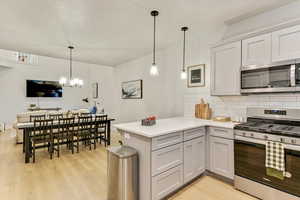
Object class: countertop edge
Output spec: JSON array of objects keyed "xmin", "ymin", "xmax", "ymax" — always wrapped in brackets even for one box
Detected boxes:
[{"xmin": 114, "ymin": 118, "xmax": 237, "ymax": 138}]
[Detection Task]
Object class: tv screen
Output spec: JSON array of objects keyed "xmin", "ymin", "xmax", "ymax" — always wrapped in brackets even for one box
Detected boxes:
[{"xmin": 26, "ymin": 80, "xmax": 63, "ymax": 97}]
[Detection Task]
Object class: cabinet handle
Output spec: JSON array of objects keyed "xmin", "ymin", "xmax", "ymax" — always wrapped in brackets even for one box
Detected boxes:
[
  {"xmin": 157, "ymin": 134, "xmax": 181, "ymax": 142},
  {"xmin": 214, "ymin": 128, "xmax": 228, "ymax": 133},
  {"xmin": 291, "ymin": 64, "xmax": 296, "ymax": 87}
]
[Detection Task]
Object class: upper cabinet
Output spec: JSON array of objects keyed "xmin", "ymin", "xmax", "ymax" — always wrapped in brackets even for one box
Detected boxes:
[
  {"xmin": 242, "ymin": 34, "xmax": 272, "ymax": 69},
  {"xmin": 211, "ymin": 41, "xmax": 241, "ymax": 96},
  {"xmin": 272, "ymin": 25, "xmax": 300, "ymax": 62}
]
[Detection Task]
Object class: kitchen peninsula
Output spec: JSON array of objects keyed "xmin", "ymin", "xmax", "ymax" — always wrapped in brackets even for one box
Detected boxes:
[{"xmin": 114, "ymin": 117, "xmax": 237, "ymax": 200}]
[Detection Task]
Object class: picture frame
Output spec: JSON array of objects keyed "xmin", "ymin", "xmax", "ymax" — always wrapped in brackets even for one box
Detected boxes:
[
  {"xmin": 122, "ymin": 79, "xmax": 143, "ymax": 99},
  {"xmin": 92, "ymin": 82, "xmax": 98, "ymax": 99},
  {"xmin": 187, "ymin": 64, "xmax": 205, "ymax": 87}
]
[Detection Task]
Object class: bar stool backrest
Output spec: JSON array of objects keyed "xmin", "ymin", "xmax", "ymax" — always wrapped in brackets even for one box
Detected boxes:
[
  {"xmin": 80, "ymin": 112, "xmax": 92, "ymax": 117},
  {"xmin": 95, "ymin": 115, "xmax": 108, "ymax": 128},
  {"xmin": 49, "ymin": 113, "xmax": 64, "ymax": 120},
  {"xmin": 58, "ymin": 117, "xmax": 75, "ymax": 137},
  {"xmin": 30, "ymin": 114, "xmax": 46, "ymax": 122},
  {"xmin": 78, "ymin": 116, "xmax": 92, "ymax": 132},
  {"xmin": 32, "ymin": 119, "xmax": 53, "ymax": 138}
]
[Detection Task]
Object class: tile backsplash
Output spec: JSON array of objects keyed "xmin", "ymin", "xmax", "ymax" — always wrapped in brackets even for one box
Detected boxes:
[{"xmin": 184, "ymin": 93, "xmax": 300, "ymax": 119}]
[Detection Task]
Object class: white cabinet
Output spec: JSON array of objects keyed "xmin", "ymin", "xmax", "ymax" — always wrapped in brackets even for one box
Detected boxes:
[
  {"xmin": 152, "ymin": 165, "xmax": 183, "ymax": 200},
  {"xmin": 209, "ymin": 136, "xmax": 234, "ymax": 180},
  {"xmin": 242, "ymin": 34, "xmax": 271, "ymax": 69},
  {"xmin": 272, "ymin": 24, "xmax": 300, "ymax": 62},
  {"xmin": 211, "ymin": 41, "xmax": 241, "ymax": 96},
  {"xmin": 183, "ymin": 136, "xmax": 205, "ymax": 183}
]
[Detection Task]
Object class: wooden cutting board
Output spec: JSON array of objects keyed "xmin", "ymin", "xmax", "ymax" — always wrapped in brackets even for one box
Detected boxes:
[
  {"xmin": 195, "ymin": 99, "xmax": 211, "ymax": 119},
  {"xmin": 202, "ymin": 105, "xmax": 212, "ymax": 120}
]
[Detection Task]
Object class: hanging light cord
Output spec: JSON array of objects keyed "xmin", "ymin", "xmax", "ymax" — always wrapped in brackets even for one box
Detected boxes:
[
  {"xmin": 182, "ymin": 29, "xmax": 186, "ymax": 72},
  {"xmin": 153, "ymin": 14, "xmax": 156, "ymax": 65},
  {"xmin": 69, "ymin": 46, "xmax": 74, "ymax": 80},
  {"xmin": 181, "ymin": 27, "xmax": 188, "ymax": 72}
]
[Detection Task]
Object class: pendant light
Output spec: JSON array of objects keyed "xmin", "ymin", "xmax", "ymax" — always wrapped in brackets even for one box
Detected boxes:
[
  {"xmin": 181, "ymin": 27, "xmax": 188, "ymax": 80},
  {"xmin": 59, "ymin": 46, "xmax": 83, "ymax": 87},
  {"xmin": 150, "ymin": 10, "xmax": 159, "ymax": 76}
]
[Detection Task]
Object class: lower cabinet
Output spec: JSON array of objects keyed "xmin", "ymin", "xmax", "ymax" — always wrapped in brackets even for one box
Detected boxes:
[
  {"xmin": 183, "ymin": 136, "xmax": 205, "ymax": 183},
  {"xmin": 150, "ymin": 127, "xmax": 234, "ymax": 200},
  {"xmin": 209, "ymin": 136, "xmax": 234, "ymax": 179},
  {"xmin": 152, "ymin": 165, "xmax": 183, "ymax": 200}
]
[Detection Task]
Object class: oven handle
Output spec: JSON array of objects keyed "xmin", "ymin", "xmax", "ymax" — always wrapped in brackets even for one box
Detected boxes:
[
  {"xmin": 291, "ymin": 64, "xmax": 296, "ymax": 87},
  {"xmin": 235, "ymin": 135, "xmax": 300, "ymax": 152},
  {"xmin": 235, "ymin": 139, "xmax": 265, "ymax": 149},
  {"xmin": 235, "ymin": 135, "xmax": 265, "ymax": 145}
]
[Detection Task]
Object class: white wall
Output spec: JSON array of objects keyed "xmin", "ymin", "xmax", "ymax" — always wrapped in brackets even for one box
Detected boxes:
[
  {"xmin": 0, "ymin": 49, "xmax": 115, "ymax": 125},
  {"xmin": 114, "ymin": 49, "xmax": 184, "ymax": 123},
  {"xmin": 114, "ymin": 25, "xmax": 226, "ymax": 123}
]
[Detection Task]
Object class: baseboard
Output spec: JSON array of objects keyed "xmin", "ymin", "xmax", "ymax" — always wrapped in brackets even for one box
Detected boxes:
[{"xmin": 204, "ymin": 170, "xmax": 234, "ymax": 185}]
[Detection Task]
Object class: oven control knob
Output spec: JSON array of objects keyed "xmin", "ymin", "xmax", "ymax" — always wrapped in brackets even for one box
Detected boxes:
[
  {"xmin": 242, "ymin": 132, "xmax": 246, "ymax": 136},
  {"xmin": 280, "ymin": 138, "xmax": 285, "ymax": 143},
  {"xmin": 291, "ymin": 139, "xmax": 296, "ymax": 144},
  {"xmin": 264, "ymin": 135, "xmax": 268, "ymax": 140},
  {"xmin": 251, "ymin": 133, "xmax": 254, "ymax": 137}
]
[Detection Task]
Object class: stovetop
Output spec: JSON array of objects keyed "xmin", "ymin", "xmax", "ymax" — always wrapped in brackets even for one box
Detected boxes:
[{"xmin": 234, "ymin": 117, "xmax": 300, "ymax": 138}]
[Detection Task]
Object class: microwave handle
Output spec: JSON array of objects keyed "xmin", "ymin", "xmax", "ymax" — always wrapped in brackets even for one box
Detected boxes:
[{"xmin": 291, "ymin": 64, "xmax": 296, "ymax": 87}]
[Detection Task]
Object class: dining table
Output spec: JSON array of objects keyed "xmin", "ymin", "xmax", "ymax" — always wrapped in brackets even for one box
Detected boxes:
[{"xmin": 16, "ymin": 115, "xmax": 115, "ymax": 163}]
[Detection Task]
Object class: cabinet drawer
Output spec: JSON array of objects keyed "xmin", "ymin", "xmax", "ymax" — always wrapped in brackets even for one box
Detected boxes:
[
  {"xmin": 152, "ymin": 165, "xmax": 183, "ymax": 200},
  {"xmin": 209, "ymin": 127, "xmax": 233, "ymax": 140},
  {"xmin": 152, "ymin": 132, "xmax": 183, "ymax": 151},
  {"xmin": 183, "ymin": 127, "xmax": 205, "ymax": 141},
  {"xmin": 152, "ymin": 143, "xmax": 183, "ymax": 176}
]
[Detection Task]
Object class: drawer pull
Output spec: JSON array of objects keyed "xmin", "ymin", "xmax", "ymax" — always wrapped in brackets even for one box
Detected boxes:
[
  {"xmin": 214, "ymin": 128, "xmax": 228, "ymax": 133},
  {"xmin": 157, "ymin": 147, "xmax": 180, "ymax": 156},
  {"xmin": 157, "ymin": 134, "xmax": 180, "ymax": 142}
]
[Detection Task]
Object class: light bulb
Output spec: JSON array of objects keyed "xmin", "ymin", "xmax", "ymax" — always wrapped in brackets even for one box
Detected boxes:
[
  {"xmin": 150, "ymin": 63, "xmax": 159, "ymax": 76},
  {"xmin": 181, "ymin": 71, "xmax": 187, "ymax": 80},
  {"xmin": 59, "ymin": 77, "xmax": 67, "ymax": 85},
  {"xmin": 78, "ymin": 79, "xmax": 83, "ymax": 86},
  {"xmin": 70, "ymin": 79, "xmax": 75, "ymax": 86}
]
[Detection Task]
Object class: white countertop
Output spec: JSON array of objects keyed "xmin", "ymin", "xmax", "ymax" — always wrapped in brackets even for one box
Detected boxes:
[{"xmin": 113, "ymin": 117, "xmax": 238, "ymax": 138}]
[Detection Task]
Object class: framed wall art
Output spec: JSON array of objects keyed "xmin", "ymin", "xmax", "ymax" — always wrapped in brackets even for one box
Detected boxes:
[
  {"xmin": 92, "ymin": 82, "xmax": 99, "ymax": 99},
  {"xmin": 122, "ymin": 79, "xmax": 143, "ymax": 99},
  {"xmin": 187, "ymin": 64, "xmax": 205, "ymax": 87}
]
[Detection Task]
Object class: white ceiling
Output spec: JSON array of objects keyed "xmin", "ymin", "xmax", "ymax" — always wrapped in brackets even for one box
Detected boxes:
[{"xmin": 0, "ymin": 0, "xmax": 295, "ymax": 66}]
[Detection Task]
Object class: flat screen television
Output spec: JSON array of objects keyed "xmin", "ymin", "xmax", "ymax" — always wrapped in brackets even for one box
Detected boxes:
[{"xmin": 26, "ymin": 80, "xmax": 63, "ymax": 97}]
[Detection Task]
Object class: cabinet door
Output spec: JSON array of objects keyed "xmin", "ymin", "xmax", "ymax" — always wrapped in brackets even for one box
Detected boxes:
[
  {"xmin": 272, "ymin": 24, "xmax": 300, "ymax": 62},
  {"xmin": 242, "ymin": 34, "xmax": 271, "ymax": 69},
  {"xmin": 210, "ymin": 136, "xmax": 234, "ymax": 180},
  {"xmin": 211, "ymin": 41, "xmax": 241, "ymax": 96},
  {"xmin": 193, "ymin": 136, "xmax": 206, "ymax": 176},
  {"xmin": 183, "ymin": 137, "xmax": 205, "ymax": 183}
]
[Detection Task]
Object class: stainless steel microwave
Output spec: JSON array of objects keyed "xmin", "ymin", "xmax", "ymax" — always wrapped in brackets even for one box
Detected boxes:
[{"xmin": 241, "ymin": 63, "xmax": 300, "ymax": 94}]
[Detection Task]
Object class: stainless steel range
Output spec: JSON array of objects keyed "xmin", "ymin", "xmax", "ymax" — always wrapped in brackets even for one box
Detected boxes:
[{"xmin": 234, "ymin": 107, "xmax": 300, "ymax": 200}]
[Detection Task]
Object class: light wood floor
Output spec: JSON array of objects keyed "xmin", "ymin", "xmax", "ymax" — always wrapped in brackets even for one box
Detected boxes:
[{"xmin": 0, "ymin": 130, "xmax": 257, "ymax": 200}]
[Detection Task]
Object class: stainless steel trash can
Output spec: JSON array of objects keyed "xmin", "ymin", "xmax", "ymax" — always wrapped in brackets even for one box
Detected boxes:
[{"xmin": 107, "ymin": 145, "xmax": 138, "ymax": 200}]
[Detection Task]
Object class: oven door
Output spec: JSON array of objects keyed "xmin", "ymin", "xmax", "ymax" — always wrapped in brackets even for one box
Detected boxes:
[
  {"xmin": 241, "ymin": 64, "xmax": 296, "ymax": 94},
  {"xmin": 234, "ymin": 137, "xmax": 300, "ymax": 197}
]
